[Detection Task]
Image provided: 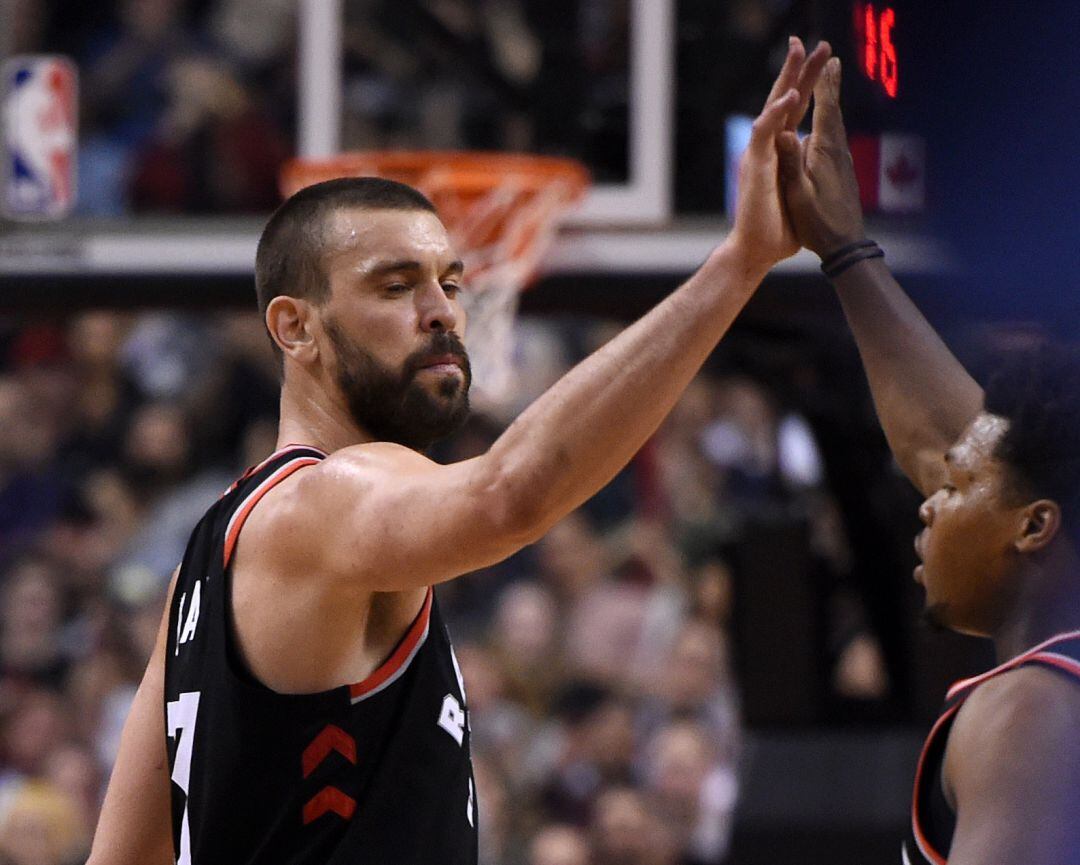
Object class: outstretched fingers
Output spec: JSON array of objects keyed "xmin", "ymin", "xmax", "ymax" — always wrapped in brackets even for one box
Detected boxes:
[
  {"xmin": 811, "ymin": 57, "xmax": 846, "ymax": 143},
  {"xmin": 789, "ymin": 41, "xmax": 832, "ymax": 130},
  {"xmin": 765, "ymin": 37, "xmax": 806, "ymax": 107},
  {"xmin": 748, "ymin": 88, "xmax": 800, "ymax": 156}
]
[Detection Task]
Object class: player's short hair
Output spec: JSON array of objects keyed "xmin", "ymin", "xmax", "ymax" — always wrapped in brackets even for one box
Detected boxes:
[
  {"xmin": 254, "ymin": 177, "xmax": 438, "ymax": 320},
  {"xmin": 984, "ymin": 343, "xmax": 1080, "ymax": 546}
]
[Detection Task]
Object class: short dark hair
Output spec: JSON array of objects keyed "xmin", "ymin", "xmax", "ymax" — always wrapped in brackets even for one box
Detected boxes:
[
  {"xmin": 984, "ymin": 343, "xmax": 1080, "ymax": 545},
  {"xmin": 254, "ymin": 176, "xmax": 438, "ymax": 320}
]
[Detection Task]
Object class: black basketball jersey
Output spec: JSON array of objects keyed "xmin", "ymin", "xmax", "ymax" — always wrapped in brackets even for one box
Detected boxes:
[
  {"xmin": 903, "ymin": 630, "xmax": 1080, "ymax": 864},
  {"xmin": 164, "ymin": 445, "xmax": 478, "ymax": 865}
]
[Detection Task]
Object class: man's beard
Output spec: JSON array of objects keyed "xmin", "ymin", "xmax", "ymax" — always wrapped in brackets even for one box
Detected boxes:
[{"xmin": 324, "ymin": 317, "xmax": 471, "ymax": 451}]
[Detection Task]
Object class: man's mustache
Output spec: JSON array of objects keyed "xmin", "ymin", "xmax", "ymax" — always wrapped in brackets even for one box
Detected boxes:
[{"xmin": 403, "ymin": 333, "xmax": 471, "ymax": 379}]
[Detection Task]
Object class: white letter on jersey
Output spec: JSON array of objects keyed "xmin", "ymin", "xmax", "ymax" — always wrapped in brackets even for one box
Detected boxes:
[
  {"xmin": 178, "ymin": 580, "xmax": 201, "ymax": 648},
  {"xmin": 438, "ymin": 694, "xmax": 466, "ymax": 746}
]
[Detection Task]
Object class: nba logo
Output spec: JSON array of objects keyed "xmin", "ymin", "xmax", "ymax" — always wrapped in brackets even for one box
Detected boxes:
[{"xmin": 2, "ymin": 55, "xmax": 78, "ymax": 220}]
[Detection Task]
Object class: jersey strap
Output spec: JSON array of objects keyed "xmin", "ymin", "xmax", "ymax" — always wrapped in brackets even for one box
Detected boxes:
[
  {"xmin": 222, "ymin": 445, "xmax": 327, "ymax": 569},
  {"xmin": 945, "ymin": 629, "xmax": 1080, "ymax": 702}
]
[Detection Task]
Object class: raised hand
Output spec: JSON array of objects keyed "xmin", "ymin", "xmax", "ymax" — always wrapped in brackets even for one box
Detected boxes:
[
  {"xmin": 776, "ymin": 57, "xmax": 866, "ymax": 258},
  {"xmin": 729, "ymin": 37, "xmax": 832, "ymax": 272}
]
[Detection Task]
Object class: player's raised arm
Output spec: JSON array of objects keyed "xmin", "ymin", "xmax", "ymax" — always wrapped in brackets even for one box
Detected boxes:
[
  {"xmin": 265, "ymin": 40, "xmax": 832, "ymax": 592},
  {"xmin": 776, "ymin": 58, "xmax": 983, "ymax": 496}
]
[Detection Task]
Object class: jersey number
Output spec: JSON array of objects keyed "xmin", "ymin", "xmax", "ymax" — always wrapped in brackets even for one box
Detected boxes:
[{"xmin": 167, "ymin": 690, "xmax": 201, "ymax": 865}]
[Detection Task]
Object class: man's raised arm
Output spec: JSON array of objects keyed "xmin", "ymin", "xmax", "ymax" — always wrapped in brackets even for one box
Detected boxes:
[
  {"xmin": 269, "ymin": 41, "xmax": 833, "ymax": 592},
  {"xmin": 777, "ymin": 58, "xmax": 983, "ymax": 496}
]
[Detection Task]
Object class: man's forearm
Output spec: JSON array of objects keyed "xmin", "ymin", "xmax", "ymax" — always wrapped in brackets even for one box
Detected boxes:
[
  {"xmin": 488, "ymin": 239, "xmax": 768, "ymax": 534},
  {"xmin": 832, "ymin": 256, "xmax": 983, "ymax": 493}
]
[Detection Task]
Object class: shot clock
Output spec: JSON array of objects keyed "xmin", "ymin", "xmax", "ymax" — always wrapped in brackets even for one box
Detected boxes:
[
  {"xmin": 820, "ymin": 0, "xmax": 927, "ymax": 131},
  {"xmin": 821, "ymin": 0, "xmax": 928, "ymax": 214},
  {"xmin": 854, "ymin": 3, "xmax": 899, "ymax": 99}
]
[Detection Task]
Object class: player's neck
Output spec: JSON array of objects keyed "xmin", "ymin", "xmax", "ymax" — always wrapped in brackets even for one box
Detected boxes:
[
  {"xmin": 992, "ymin": 552, "xmax": 1080, "ymax": 663},
  {"xmin": 276, "ymin": 378, "xmax": 373, "ymax": 455}
]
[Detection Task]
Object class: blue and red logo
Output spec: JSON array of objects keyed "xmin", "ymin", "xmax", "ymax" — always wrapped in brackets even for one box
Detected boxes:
[{"xmin": 3, "ymin": 55, "xmax": 78, "ymax": 220}]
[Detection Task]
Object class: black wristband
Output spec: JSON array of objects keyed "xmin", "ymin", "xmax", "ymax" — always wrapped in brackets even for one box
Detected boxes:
[
  {"xmin": 822, "ymin": 244, "xmax": 884, "ymax": 279},
  {"xmin": 820, "ymin": 239, "xmax": 876, "ymax": 270}
]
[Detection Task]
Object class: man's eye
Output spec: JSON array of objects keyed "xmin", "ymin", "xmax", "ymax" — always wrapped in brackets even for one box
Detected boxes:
[
  {"xmin": 385, "ymin": 283, "xmax": 409, "ymax": 294},
  {"xmin": 942, "ymin": 484, "xmax": 956, "ymax": 494},
  {"xmin": 442, "ymin": 283, "xmax": 461, "ymax": 297}
]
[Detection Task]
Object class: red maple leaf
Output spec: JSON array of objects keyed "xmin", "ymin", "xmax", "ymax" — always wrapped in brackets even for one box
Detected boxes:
[{"xmin": 886, "ymin": 153, "xmax": 920, "ymax": 188}]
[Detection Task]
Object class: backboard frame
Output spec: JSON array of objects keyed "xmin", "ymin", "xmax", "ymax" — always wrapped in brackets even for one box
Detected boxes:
[{"xmin": 296, "ymin": 0, "xmax": 675, "ymax": 227}]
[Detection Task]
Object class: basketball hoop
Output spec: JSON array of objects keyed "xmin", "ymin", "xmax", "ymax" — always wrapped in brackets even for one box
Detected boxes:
[{"xmin": 280, "ymin": 151, "xmax": 589, "ymax": 415}]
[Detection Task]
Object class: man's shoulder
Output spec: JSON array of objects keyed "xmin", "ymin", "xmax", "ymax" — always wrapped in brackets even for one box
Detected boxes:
[
  {"xmin": 945, "ymin": 661, "xmax": 1080, "ymax": 796},
  {"xmin": 954, "ymin": 662, "xmax": 1080, "ymax": 743},
  {"xmin": 234, "ymin": 442, "xmax": 439, "ymax": 572}
]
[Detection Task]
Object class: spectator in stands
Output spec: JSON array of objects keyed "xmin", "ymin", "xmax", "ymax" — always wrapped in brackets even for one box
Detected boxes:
[
  {"xmin": 489, "ymin": 582, "xmax": 563, "ymax": 715},
  {"xmin": 131, "ymin": 55, "xmax": 290, "ymax": 213},
  {"xmin": 61, "ymin": 313, "xmax": 138, "ymax": 477},
  {"xmin": 642, "ymin": 720, "xmax": 736, "ymax": 864},
  {"xmin": 0, "ymin": 559, "xmax": 68, "ymax": 697},
  {"xmin": 78, "ymin": 0, "xmax": 197, "ymax": 214},
  {"xmin": 541, "ymin": 686, "xmax": 637, "ymax": 826},
  {"xmin": 528, "ymin": 824, "xmax": 592, "ymax": 865},
  {"xmin": 0, "ymin": 689, "xmax": 69, "ymax": 783},
  {"xmin": 42, "ymin": 742, "xmax": 102, "ymax": 846},
  {"xmin": 0, "ymin": 778, "xmax": 88, "ymax": 865},
  {"xmin": 590, "ymin": 786, "xmax": 674, "ymax": 865},
  {"xmin": 0, "ymin": 378, "xmax": 67, "ymax": 555}
]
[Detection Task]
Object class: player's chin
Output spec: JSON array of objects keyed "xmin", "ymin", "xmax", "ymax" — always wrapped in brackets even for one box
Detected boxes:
[
  {"xmin": 433, "ymin": 376, "xmax": 469, "ymax": 403},
  {"xmin": 919, "ymin": 601, "xmax": 952, "ymax": 634}
]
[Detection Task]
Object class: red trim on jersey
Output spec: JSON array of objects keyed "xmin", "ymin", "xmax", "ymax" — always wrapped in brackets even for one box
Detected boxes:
[
  {"xmin": 911, "ymin": 702, "xmax": 959, "ymax": 865},
  {"xmin": 302, "ymin": 725, "xmax": 357, "ymax": 778},
  {"xmin": 222, "ymin": 444, "xmax": 329, "ymax": 497},
  {"xmin": 302, "ymin": 786, "xmax": 357, "ymax": 825},
  {"xmin": 222, "ymin": 456, "xmax": 323, "ymax": 568},
  {"xmin": 348, "ymin": 589, "xmax": 433, "ymax": 704},
  {"xmin": 1028, "ymin": 651, "xmax": 1080, "ymax": 681},
  {"xmin": 946, "ymin": 630, "xmax": 1080, "ymax": 701}
]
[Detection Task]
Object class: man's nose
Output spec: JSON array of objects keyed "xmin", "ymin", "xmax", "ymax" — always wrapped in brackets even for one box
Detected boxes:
[{"xmin": 418, "ymin": 284, "xmax": 458, "ymax": 333}]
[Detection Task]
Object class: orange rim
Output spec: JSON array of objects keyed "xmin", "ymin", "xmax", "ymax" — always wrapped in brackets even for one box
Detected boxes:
[{"xmin": 280, "ymin": 150, "xmax": 589, "ymax": 200}]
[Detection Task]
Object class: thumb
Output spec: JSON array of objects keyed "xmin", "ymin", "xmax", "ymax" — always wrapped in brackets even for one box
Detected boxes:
[{"xmin": 776, "ymin": 131, "xmax": 804, "ymax": 186}]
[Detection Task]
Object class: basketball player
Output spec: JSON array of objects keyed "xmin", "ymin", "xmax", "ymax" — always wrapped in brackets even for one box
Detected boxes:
[
  {"xmin": 87, "ymin": 40, "xmax": 832, "ymax": 865},
  {"xmin": 778, "ymin": 58, "xmax": 1080, "ymax": 864}
]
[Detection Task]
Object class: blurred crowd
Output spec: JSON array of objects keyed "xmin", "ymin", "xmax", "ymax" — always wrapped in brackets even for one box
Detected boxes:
[
  {"xmin": 0, "ymin": 308, "xmax": 905, "ymax": 864},
  {"xmin": 7, "ymin": 0, "xmax": 638, "ymax": 215}
]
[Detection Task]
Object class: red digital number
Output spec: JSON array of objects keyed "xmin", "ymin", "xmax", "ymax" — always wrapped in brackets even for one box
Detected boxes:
[
  {"xmin": 855, "ymin": 3, "xmax": 899, "ymax": 99},
  {"xmin": 879, "ymin": 7, "xmax": 898, "ymax": 97},
  {"xmin": 864, "ymin": 4, "xmax": 878, "ymax": 80}
]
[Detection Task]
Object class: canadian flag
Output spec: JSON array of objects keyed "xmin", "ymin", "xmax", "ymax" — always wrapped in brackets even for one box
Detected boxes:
[{"xmin": 849, "ymin": 133, "xmax": 925, "ymax": 213}]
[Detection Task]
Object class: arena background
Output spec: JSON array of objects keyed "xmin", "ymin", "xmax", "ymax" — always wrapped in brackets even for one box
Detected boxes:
[{"xmin": 0, "ymin": 1, "xmax": 1076, "ymax": 863}]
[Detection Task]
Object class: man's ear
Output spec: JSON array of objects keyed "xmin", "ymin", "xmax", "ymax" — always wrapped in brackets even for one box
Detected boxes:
[
  {"xmin": 1015, "ymin": 499, "xmax": 1062, "ymax": 554},
  {"xmin": 265, "ymin": 296, "xmax": 318, "ymax": 364}
]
